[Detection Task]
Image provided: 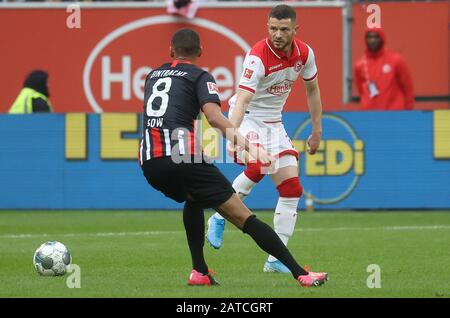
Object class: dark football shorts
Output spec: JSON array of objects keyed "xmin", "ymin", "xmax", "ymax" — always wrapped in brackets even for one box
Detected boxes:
[{"xmin": 141, "ymin": 157, "xmax": 235, "ymax": 209}]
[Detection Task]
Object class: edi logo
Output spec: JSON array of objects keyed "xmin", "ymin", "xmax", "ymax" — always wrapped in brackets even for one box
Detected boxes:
[{"xmin": 292, "ymin": 114, "xmax": 365, "ymax": 205}]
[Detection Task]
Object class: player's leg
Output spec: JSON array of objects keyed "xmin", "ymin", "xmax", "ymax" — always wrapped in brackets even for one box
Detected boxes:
[
  {"xmin": 206, "ymin": 119, "xmax": 264, "ymax": 249},
  {"xmin": 183, "ymin": 200, "xmax": 219, "ymax": 286},
  {"xmin": 183, "ymin": 201, "xmax": 208, "ymax": 274},
  {"xmin": 234, "ymin": 161, "xmax": 266, "ymax": 200},
  {"xmin": 142, "ymin": 159, "xmax": 218, "ymax": 285},
  {"xmin": 187, "ymin": 160, "xmax": 327, "ymax": 287},
  {"xmin": 206, "ymin": 161, "xmax": 265, "ymax": 249},
  {"xmin": 215, "ymin": 194, "xmax": 326, "ymax": 287},
  {"xmin": 264, "ymin": 156, "xmax": 302, "ymax": 273}
]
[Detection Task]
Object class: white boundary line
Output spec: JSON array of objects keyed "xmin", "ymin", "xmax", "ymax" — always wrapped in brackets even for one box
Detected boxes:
[
  {"xmin": 0, "ymin": 2, "xmax": 347, "ymax": 10},
  {"xmin": 1, "ymin": 225, "xmax": 449, "ymax": 239}
]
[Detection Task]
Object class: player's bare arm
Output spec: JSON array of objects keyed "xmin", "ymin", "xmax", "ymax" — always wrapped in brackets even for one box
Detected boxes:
[
  {"xmin": 304, "ymin": 77, "xmax": 323, "ymax": 155},
  {"xmin": 229, "ymin": 89, "xmax": 254, "ymax": 128},
  {"xmin": 202, "ymin": 102, "xmax": 274, "ymax": 165}
]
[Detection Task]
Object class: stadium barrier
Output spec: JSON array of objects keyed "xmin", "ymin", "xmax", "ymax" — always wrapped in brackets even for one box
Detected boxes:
[
  {"xmin": 0, "ymin": 1, "xmax": 448, "ymax": 114},
  {"xmin": 1, "ymin": 110, "xmax": 449, "ymax": 210}
]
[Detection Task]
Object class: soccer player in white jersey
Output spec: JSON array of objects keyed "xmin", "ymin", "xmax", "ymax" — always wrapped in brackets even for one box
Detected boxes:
[{"xmin": 207, "ymin": 4, "xmax": 324, "ymax": 274}]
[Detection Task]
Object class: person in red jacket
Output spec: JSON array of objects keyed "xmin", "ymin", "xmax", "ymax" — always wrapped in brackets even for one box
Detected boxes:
[{"xmin": 354, "ymin": 27, "xmax": 414, "ymax": 110}]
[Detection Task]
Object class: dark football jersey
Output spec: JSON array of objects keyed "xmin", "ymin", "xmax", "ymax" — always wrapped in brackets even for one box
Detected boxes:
[{"xmin": 139, "ymin": 61, "xmax": 221, "ymax": 163}]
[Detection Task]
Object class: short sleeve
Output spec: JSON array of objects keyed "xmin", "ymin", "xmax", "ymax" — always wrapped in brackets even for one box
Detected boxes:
[
  {"xmin": 301, "ymin": 45, "xmax": 318, "ymax": 81},
  {"xmin": 238, "ymin": 53, "xmax": 265, "ymax": 94},
  {"xmin": 196, "ymin": 72, "xmax": 221, "ymax": 108}
]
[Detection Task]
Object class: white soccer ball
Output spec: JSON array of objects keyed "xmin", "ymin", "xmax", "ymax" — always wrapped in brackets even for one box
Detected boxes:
[{"xmin": 33, "ymin": 241, "xmax": 72, "ymax": 276}]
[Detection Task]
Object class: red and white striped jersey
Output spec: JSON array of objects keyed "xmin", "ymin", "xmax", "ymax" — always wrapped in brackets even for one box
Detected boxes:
[{"xmin": 229, "ymin": 38, "xmax": 318, "ymax": 121}]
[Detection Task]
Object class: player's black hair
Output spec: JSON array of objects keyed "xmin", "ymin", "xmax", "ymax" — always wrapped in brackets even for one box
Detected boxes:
[
  {"xmin": 171, "ymin": 28, "xmax": 201, "ymax": 57},
  {"xmin": 269, "ymin": 4, "xmax": 297, "ymax": 22}
]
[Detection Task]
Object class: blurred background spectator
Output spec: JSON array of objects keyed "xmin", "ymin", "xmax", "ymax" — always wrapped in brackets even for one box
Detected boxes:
[
  {"xmin": 167, "ymin": 0, "xmax": 199, "ymax": 19},
  {"xmin": 353, "ymin": 27, "xmax": 414, "ymax": 110},
  {"xmin": 9, "ymin": 70, "xmax": 52, "ymax": 114}
]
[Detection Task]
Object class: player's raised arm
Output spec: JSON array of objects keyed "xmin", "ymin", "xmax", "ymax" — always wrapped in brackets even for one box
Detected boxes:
[
  {"xmin": 304, "ymin": 77, "xmax": 323, "ymax": 155},
  {"xmin": 202, "ymin": 102, "xmax": 273, "ymax": 165},
  {"xmin": 229, "ymin": 89, "xmax": 254, "ymax": 128}
]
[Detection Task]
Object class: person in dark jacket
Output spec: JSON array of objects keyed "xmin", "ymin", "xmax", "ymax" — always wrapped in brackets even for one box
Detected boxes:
[{"xmin": 9, "ymin": 70, "xmax": 52, "ymax": 114}]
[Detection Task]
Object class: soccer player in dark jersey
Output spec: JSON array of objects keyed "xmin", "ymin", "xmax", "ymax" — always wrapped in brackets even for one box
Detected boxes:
[{"xmin": 140, "ymin": 28, "xmax": 327, "ymax": 287}]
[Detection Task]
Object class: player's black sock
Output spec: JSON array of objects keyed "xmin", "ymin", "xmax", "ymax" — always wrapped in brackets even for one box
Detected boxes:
[
  {"xmin": 183, "ymin": 201, "xmax": 209, "ymax": 275},
  {"xmin": 242, "ymin": 215, "xmax": 308, "ymax": 278}
]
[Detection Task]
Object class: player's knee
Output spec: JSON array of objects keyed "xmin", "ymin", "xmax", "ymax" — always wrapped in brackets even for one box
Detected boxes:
[
  {"xmin": 277, "ymin": 177, "xmax": 303, "ymax": 198},
  {"xmin": 243, "ymin": 162, "xmax": 265, "ymax": 183}
]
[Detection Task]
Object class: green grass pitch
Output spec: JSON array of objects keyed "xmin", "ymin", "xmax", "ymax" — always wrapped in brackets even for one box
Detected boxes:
[{"xmin": 0, "ymin": 210, "xmax": 449, "ymax": 298}]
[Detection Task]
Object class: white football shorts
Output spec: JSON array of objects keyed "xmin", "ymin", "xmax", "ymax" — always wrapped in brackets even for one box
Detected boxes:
[{"xmin": 230, "ymin": 116, "xmax": 298, "ymax": 173}]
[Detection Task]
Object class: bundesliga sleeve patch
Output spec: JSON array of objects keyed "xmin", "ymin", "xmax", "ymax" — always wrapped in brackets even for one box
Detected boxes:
[
  {"xmin": 243, "ymin": 68, "xmax": 254, "ymax": 80},
  {"xmin": 207, "ymin": 82, "xmax": 219, "ymax": 95}
]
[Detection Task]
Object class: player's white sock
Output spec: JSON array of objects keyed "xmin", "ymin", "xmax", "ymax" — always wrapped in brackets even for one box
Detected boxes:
[
  {"xmin": 212, "ymin": 172, "xmax": 257, "ymax": 220},
  {"xmin": 268, "ymin": 197, "xmax": 299, "ymax": 262},
  {"xmin": 233, "ymin": 171, "xmax": 257, "ymax": 201}
]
